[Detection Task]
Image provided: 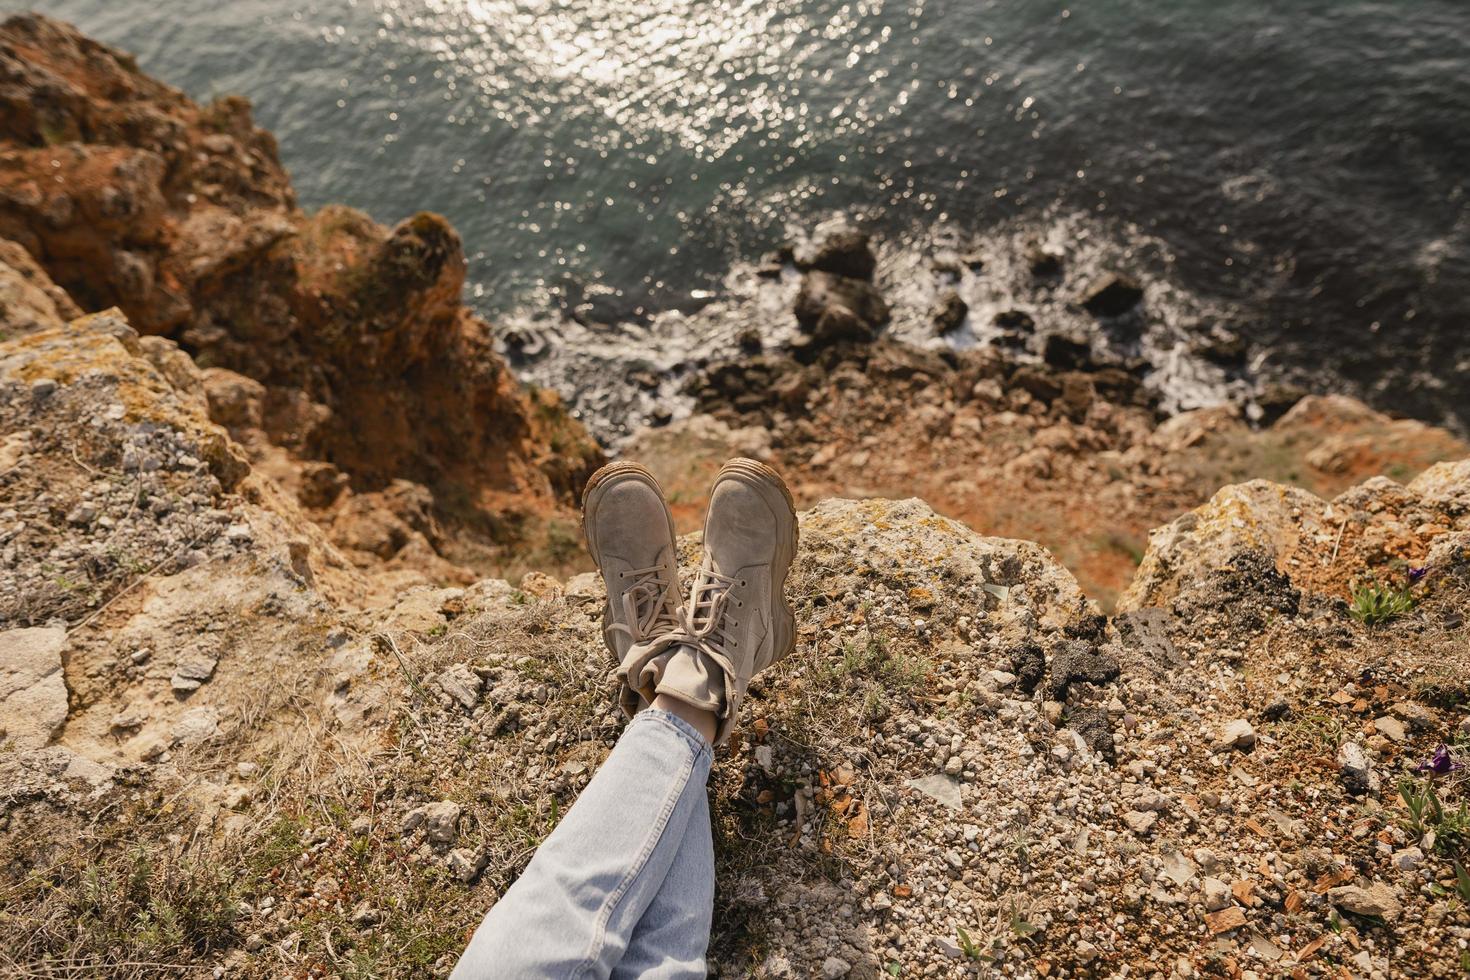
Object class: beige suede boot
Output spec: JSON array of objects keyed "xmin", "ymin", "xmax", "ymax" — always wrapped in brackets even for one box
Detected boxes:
[
  {"xmin": 581, "ymin": 461, "xmax": 718, "ymax": 719},
  {"xmin": 680, "ymin": 458, "xmax": 798, "ymax": 744}
]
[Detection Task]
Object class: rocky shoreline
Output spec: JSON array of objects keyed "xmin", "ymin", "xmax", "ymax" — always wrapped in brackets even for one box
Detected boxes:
[{"xmin": 2, "ymin": 14, "xmax": 1469, "ymax": 980}]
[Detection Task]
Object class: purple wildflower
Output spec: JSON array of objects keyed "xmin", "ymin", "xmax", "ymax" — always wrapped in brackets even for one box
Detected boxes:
[
  {"xmin": 1407, "ymin": 566, "xmax": 1429, "ymax": 583},
  {"xmin": 1417, "ymin": 744, "xmax": 1460, "ymax": 776}
]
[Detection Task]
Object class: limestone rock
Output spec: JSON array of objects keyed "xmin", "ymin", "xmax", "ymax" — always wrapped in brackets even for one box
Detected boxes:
[
  {"xmin": 170, "ymin": 706, "xmax": 219, "ymax": 745},
  {"xmin": 1124, "ymin": 810, "xmax": 1157, "ymax": 834},
  {"xmin": 424, "ymin": 800, "xmax": 462, "ymax": 844},
  {"xmin": 436, "ymin": 663, "xmax": 484, "ymax": 711},
  {"xmin": 1201, "ymin": 877, "xmax": 1232, "ymax": 912},
  {"xmin": 1215, "ymin": 719, "xmax": 1256, "ymax": 753},
  {"xmin": 447, "ymin": 848, "xmax": 487, "ymax": 884},
  {"xmin": 0, "ymin": 14, "xmax": 602, "ymax": 594},
  {"xmin": 171, "ymin": 656, "xmax": 218, "ymax": 694},
  {"xmin": 1328, "ymin": 883, "xmax": 1402, "ymax": 922},
  {"xmin": 1372, "ymin": 716, "xmax": 1406, "ymax": 743},
  {"xmin": 906, "ymin": 774, "xmax": 963, "ymax": 810},
  {"xmin": 0, "ymin": 238, "xmax": 80, "ymax": 335},
  {"xmin": 0, "ymin": 626, "xmax": 68, "ymax": 749},
  {"xmin": 1337, "ymin": 740, "xmax": 1378, "ymax": 796},
  {"xmin": 820, "ymin": 955, "xmax": 852, "ymax": 978}
]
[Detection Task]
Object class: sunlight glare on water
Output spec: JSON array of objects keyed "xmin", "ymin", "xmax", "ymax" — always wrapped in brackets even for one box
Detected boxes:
[{"xmin": 31, "ymin": 0, "xmax": 1470, "ymax": 433}]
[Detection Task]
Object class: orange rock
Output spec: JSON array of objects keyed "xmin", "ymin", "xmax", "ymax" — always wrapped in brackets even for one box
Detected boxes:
[
  {"xmin": 1297, "ymin": 936, "xmax": 1327, "ymax": 962},
  {"xmin": 1205, "ymin": 907, "xmax": 1247, "ymax": 934},
  {"xmin": 0, "ymin": 14, "xmax": 603, "ymax": 589},
  {"xmin": 1231, "ymin": 879, "xmax": 1256, "ymax": 907}
]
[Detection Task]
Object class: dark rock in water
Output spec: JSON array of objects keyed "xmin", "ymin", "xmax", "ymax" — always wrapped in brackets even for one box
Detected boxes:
[
  {"xmin": 737, "ymin": 328, "xmax": 762, "ymax": 353},
  {"xmin": 650, "ymin": 407, "xmax": 673, "ymax": 427},
  {"xmin": 931, "ymin": 254, "xmax": 962, "ymax": 277},
  {"xmin": 1010, "ymin": 365, "xmax": 1062, "ymax": 404},
  {"xmin": 796, "ymin": 229, "xmax": 877, "ymax": 281},
  {"xmin": 932, "ymin": 289, "xmax": 967, "ymax": 335},
  {"xmin": 1191, "ymin": 325, "xmax": 1247, "ymax": 365},
  {"xmin": 792, "ymin": 270, "xmax": 889, "ymax": 358},
  {"xmin": 1042, "ymin": 332, "xmax": 1093, "ymax": 370},
  {"xmin": 1079, "ymin": 275, "xmax": 1144, "ymax": 317},
  {"xmin": 1010, "ymin": 641, "xmax": 1046, "ymax": 695},
  {"xmin": 1045, "ymin": 639, "xmax": 1121, "ymax": 701},
  {"xmin": 1090, "ymin": 366, "xmax": 1156, "ymax": 410},
  {"xmin": 994, "ymin": 310, "xmax": 1036, "ymax": 333},
  {"xmin": 755, "ymin": 259, "xmax": 784, "ymax": 279},
  {"xmin": 629, "ymin": 370, "xmax": 660, "ymax": 391},
  {"xmin": 772, "ymin": 370, "xmax": 810, "ymax": 408},
  {"xmin": 688, "ymin": 353, "xmax": 802, "ymax": 422},
  {"xmin": 1254, "ymin": 381, "xmax": 1309, "ymax": 426},
  {"xmin": 1059, "ymin": 374, "xmax": 1095, "ymax": 420},
  {"xmin": 1027, "ymin": 247, "xmax": 1064, "ymax": 280},
  {"xmin": 961, "ymin": 251, "xmax": 986, "ymax": 271},
  {"xmin": 992, "ymin": 310, "xmax": 1035, "ymax": 350},
  {"xmin": 1067, "ymin": 706, "xmax": 1116, "ymax": 764}
]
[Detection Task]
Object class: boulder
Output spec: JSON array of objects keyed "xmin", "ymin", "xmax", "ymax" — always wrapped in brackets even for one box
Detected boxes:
[
  {"xmin": 0, "ymin": 626, "xmax": 68, "ymax": 749},
  {"xmin": 931, "ymin": 289, "xmax": 967, "ymax": 335},
  {"xmin": 794, "ymin": 228, "xmax": 877, "ymax": 281},
  {"xmin": 0, "ymin": 238, "xmax": 80, "ymax": 335},
  {"xmin": 792, "ymin": 271, "xmax": 890, "ymax": 355},
  {"xmin": 1079, "ymin": 275, "xmax": 1144, "ymax": 317},
  {"xmin": 1027, "ymin": 246, "xmax": 1064, "ymax": 279}
]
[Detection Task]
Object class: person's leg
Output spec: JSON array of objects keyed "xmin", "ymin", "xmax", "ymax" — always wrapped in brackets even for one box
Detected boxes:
[
  {"xmin": 610, "ymin": 779, "xmax": 715, "ymax": 979},
  {"xmin": 450, "ymin": 707, "xmax": 712, "ymax": 979}
]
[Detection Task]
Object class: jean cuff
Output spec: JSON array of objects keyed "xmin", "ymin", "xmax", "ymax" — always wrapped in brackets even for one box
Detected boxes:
[{"xmin": 634, "ymin": 707, "xmax": 714, "ymax": 767}]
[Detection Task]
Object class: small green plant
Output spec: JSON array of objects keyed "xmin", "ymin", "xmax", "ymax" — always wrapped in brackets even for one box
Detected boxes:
[
  {"xmin": 1400, "ymin": 778, "xmax": 1442, "ymax": 841},
  {"xmin": 1398, "ymin": 778, "xmax": 1470, "ymax": 855},
  {"xmin": 1348, "ymin": 578, "xmax": 1415, "ymax": 625},
  {"xmin": 1008, "ymin": 904, "xmax": 1041, "ymax": 941},
  {"xmin": 1012, "ymin": 831, "xmax": 1031, "ymax": 870},
  {"xmin": 955, "ymin": 926, "xmax": 991, "ymax": 963},
  {"xmin": 1454, "ymin": 861, "xmax": 1470, "ymax": 904}
]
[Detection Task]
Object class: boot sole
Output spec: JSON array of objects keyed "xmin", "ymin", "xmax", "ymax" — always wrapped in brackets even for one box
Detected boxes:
[
  {"xmin": 711, "ymin": 457, "xmax": 798, "ymax": 664},
  {"xmin": 581, "ymin": 460, "xmax": 678, "ymax": 661}
]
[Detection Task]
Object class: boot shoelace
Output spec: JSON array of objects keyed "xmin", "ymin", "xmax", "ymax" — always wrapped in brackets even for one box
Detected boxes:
[
  {"xmin": 685, "ymin": 566, "xmax": 746, "ymax": 657},
  {"xmin": 608, "ymin": 562, "xmax": 682, "ymax": 642}
]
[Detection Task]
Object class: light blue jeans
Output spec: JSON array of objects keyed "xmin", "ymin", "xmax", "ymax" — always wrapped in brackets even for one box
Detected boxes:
[{"xmin": 451, "ymin": 709, "xmax": 715, "ymax": 979}]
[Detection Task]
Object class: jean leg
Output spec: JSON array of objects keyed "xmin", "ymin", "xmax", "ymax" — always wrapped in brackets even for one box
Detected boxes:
[
  {"xmin": 450, "ymin": 709, "xmax": 713, "ymax": 980},
  {"xmin": 609, "ymin": 784, "xmax": 714, "ymax": 980}
]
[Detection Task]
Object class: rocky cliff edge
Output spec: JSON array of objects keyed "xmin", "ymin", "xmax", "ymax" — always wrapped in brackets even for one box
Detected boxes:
[{"xmin": 2, "ymin": 306, "xmax": 1468, "ymax": 978}]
